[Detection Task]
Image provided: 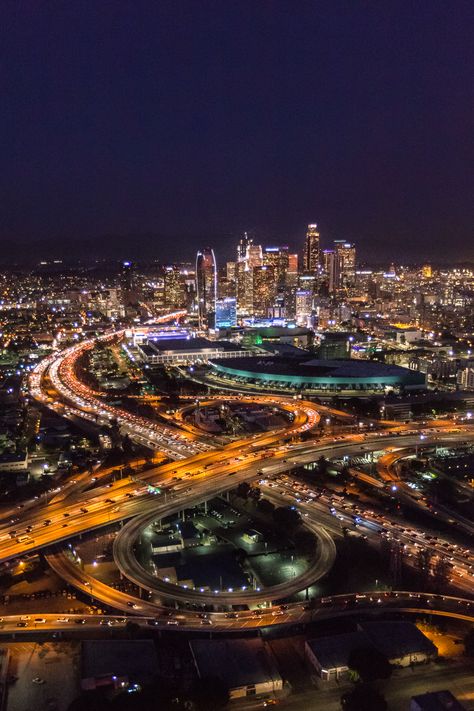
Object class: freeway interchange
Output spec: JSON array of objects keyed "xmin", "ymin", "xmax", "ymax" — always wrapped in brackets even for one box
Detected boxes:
[{"xmin": 2, "ymin": 331, "xmax": 471, "ymax": 631}]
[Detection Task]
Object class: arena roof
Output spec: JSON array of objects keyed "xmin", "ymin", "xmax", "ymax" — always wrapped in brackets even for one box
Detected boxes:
[{"xmin": 209, "ymin": 355, "xmax": 426, "ymax": 391}]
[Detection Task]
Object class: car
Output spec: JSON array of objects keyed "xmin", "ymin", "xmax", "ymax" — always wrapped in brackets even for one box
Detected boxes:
[
  {"xmin": 74, "ymin": 618, "xmax": 86, "ymax": 625},
  {"xmin": 56, "ymin": 617, "xmax": 69, "ymax": 623},
  {"xmin": 200, "ymin": 619, "xmax": 212, "ymax": 625},
  {"xmin": 63, "ymin": 512, "xmax": 70, "ymax": 517},
  {"xmin": 32, "ymin": 677, "xmax": 45, "ymax": 685},
  {"xmin": 99, "ymin": 619, "xmax": 112, "ymax": 626},
  {"xmin": 80, "ymin": 508, "xmax": 88, "ymax": 513},
  {"xmin": 16, "ymin": 622, "xmax": 28, "ymax": 627},
  {"xmin": 62, "ymin": 523, "xmax": 68, "ymax": 528},
  {"xmin": 43, "ymin": 520, "xmax": 52, "ymax": 526},
  {"xmin": 34, "ymin": 618, "xmax": 46, "ymax": 624},
  {"xmin": 20, "ymin": 615, "xmax": 30, "ymax": 621},
  {"xmin": 127, "ymin": 602, "xmax": 139, "ymax": 609},
  {"xmin": 167, "ymin": 619, "xmax": 179, "ymax": 625}
]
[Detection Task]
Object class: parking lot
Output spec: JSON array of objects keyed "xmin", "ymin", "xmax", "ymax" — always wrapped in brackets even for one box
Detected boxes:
[{"xmin": 5, "ymin": 641, "xmax": 80, "ymax": 711}]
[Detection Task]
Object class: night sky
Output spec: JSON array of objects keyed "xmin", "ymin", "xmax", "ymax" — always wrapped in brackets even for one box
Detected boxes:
[{"xmin": 1, "ymin": 1, "xmax": 473, "ymax": 263}]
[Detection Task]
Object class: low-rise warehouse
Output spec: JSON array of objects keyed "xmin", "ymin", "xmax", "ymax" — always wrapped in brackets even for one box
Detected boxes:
[
  {"xmin": 190, "ymin": 638, "xmax": 283, "ymax": 700},
  {"xmin": 305, "ymin": 622, "xmax": 437, "ymax": 681}
]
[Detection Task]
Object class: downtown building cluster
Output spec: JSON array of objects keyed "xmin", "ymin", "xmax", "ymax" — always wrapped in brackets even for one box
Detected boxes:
[
  {"xmin": 194, "ymin": 225, "xmax": 356, "ymax": 331},
  {"xmin": 0, "ymin": 228, "xmax": 474, "ymax": 394}
]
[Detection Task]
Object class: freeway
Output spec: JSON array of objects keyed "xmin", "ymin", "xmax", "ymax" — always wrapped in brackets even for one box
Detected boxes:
[
  {"xmin": 0, "ymin": 591, "xmax": 474, "ymax": 634},
  {"xmin": 36, "ymin": 431, "xmax": 474, "ymax": 619},
  {"xmin": 17, "ymin": 331, "xmax": 474, "ymax": 629}
]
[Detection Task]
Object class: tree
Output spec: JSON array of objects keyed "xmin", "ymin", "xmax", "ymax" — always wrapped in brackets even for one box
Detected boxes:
[
  {"xmin": 249, "ymin": 486, "xmax": 261, "ymax": 501},
  {"xmin": 122, "ymin": 434, "xmax": 134, "ymax": 458},
  {"xmin": 236, "ymin": 482, "xmax": 251, "ymax": 499},
  {"xmin": 317, "ymin": 455, "xmax": 328, "ymax": 476},
  {"xmin": 257, "ymin": 498, "xmax": 275, "ymax": 516},
  {"xmin": 416, "ymin": 549, "xmax": 432, "ymax": 590},
  {"xmin": 294, "ymin": 529, "xmax": 316, "ymax": 555},
  {"xmin": 432, "ymin": 556, "xmax": 450, "ymax": 593},
  {"xmin": 341, "ymin": 684, "xmax": 387, "ymax": 711},
  {"xmin": 272, "ymin": 506, "xmax": 301, "ymax": 531},
  {"xmin": 190, "ymin": 676, "xmax": 230, "ymax": 711},
  {"xmin": 464, "ymin": 628, "xmax": 474, "ymax": 657},
  {"xmin": 347, "ymin": 647, "xmax": 392, "ymax": 683}
]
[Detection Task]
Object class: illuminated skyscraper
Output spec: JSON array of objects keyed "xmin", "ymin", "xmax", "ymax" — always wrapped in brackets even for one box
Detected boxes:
[
  {"xmin": 237, "ymin": 232, "xmax": 251, "ymax": 262},
  {"xmin": 215, "ymin": 297, "xmax": 237, "ymax": 328},
  {"xmin": 263, "ymin": 246, "xmax": 289, "ymax": 289},
  {"xmin": 288, "ymin": 253, "xmax": 299, "ymax": 274},
  {"xmin": 196, "ymin": 247, "xmax": 217, "ymax": 329},
  {"xmin": 334, "ymin": 240, "xmax": 356, "ymax": 287},
  {"xmin": 245, "ymin": 243, "xmax": 263, "ymax": 269},
  {"xmin": 163, "ymin": 265, "xmax": 185, "ymax": 309},
  {"xmin": 252, "ymin": 265, "xmax": 276, "ymax": 317},
  {"xmin": 322, "ymin": 249, "xmax": 338, "ymax": 293},
  {"xmin": 304, "ymin": 224, "xmax": 320, "ymax": 273},
  {"xmin": 295, "ymin": 290, "xmax": 313, "ymax": 326},
  {"xmin": 120, "ymin": 260, "xmax": 138, "ymax": 308}
]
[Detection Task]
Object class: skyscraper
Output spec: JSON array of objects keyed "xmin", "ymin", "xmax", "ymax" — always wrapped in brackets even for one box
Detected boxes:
[
  {"xmin": 215, "ymin": 297, "xmax": 237, "ymax": 328},
  {"xmin": 237, "ymin": 232, "xmax": 251, "ymax": 262},
  {"xmin": 163, "ymin": 265, "xmax": 185, "ymax": 309},
  {"xmin": 252, "ymin": 265, "xmax": 276, "ymax": 318},
  {"xmin": 120, "ymin": 260, "xmax": 138, "ymax": 308},
  {"xmin": 334, "ymin": 240, "xmax": 356, "ymax": 288},
  {"xmin": 196, "ymin": 247, "xmax": 217, "ymax": 329},
  {"xmin": 263, "ymin": 246, "xmax": 289, "ymax": 289},
  {"xmin": 322, "ymin": 249, "xmax": 338, "ymax": 293},
  {"xmin": 304, "ymin": 224, "xmax": 320, "ymax": 273},
  {"xmin": 295, "ymin": 290, "xmax": 313, "ymax": 326}
]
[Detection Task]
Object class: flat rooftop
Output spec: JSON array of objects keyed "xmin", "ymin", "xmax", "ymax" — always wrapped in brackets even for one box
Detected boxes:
[
  {"xmin": 145, "ymin": 337, "xmax": 244, "ymax": 353},
  {"xmin": 81, "ymin": 640, "xmax": 158, "ymax": 685},
  {"xmin": 190, "ymin": 638, "xmax": 282, "ymax": 689}
]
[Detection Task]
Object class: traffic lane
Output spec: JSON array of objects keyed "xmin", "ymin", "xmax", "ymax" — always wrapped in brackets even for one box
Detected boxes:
[{"xmin": 3, "ymin": 430, "xmax": 473, "ymax": 562}]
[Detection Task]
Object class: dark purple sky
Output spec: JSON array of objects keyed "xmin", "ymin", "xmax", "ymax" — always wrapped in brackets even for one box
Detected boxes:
[{"xmin": 1, "ymin": 1, "xmax": 473, "ymax": 262}]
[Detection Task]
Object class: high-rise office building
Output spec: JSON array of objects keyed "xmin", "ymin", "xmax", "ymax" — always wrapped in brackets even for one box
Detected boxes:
[
  {"xmin": 245, "ymin": 243, "xmax": 263, "ymax": 269},
  {"xmin": 163, "ymin": 265, "xmax": 185, "ymax": 309},
  {"xmin": 288, "ymin": 253, "xmax": 299, "ymax": 274},
  {"xmin": 295, "ymin": 290, "xmax": 313, "ymax": 326},
  {"xmin": 322, "ymin": 249, "xmax": 338, "ymax": 293},
  {"xmin": 252, "ymin": 265, "xmax": 276, "ymax": 318},
  {"xmin": 196, "ymin": 247, "xmax": 217, "ymax": 329},
  {"xmin": 334, "ymin": 240, "xmax": 356, "ymax": 287},
  {"xmin": 236, "ymin": 261, "xmax": 253, "ymax": 315},
  {"xmin": 304, "ymin": 224, "xmax": 320, "ymax": 273},
  {"xmin": 215, "ymin": 297, "xmax": 237, "ymax": 328},
  {"xmin": 263, "ymin": 246, "xmax": 289, "ymax": 289},
  {"xmin": 237, "ymin": 232, "xmax": 251, "ymax": 262},
  {"xmin": 120, "ymin": 260, "xmax": 139, "ymax": 308},
  {"xmin": 226, "ymin": 261, "xmax": 237, "ymax": 282}
]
